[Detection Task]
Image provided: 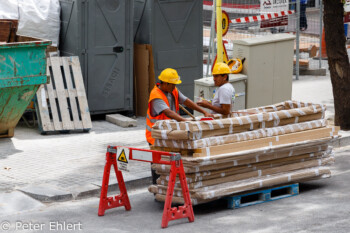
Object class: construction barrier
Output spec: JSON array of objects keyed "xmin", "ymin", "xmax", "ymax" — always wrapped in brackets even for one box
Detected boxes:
[
  {"xmin": 229, "ymin": 10, "xmax": 294, "ymax": 24},
  {"xmin": 98, "ymin": 146, "xmax": 194, "ymax": 228},
  {"xmin": 313, "ymin": 28, "xmax": 327, "ymax": 60},
  {"xmin": 320, "ymin": 28, "xmax": 327, "ymax": 59}
]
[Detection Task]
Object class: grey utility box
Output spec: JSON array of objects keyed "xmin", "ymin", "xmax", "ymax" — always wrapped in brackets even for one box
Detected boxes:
[
  {"xmin": 232, "ymin": 34, "xmax": 295, "ymax": 108},
  {"xmin": 134, "ymin": 0, "xmax": 203, "ymax": 100},
  {"xmin": 194, "ymin": 74, "xmax": 247, "ymax": 116},
  {"xmin": 59, "ymin": 0, "xmax": 133, "ymax": 114}
]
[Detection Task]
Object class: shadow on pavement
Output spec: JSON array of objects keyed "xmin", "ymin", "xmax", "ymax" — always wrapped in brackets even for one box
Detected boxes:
[
  {"xmin": 0, "ymin": 138, "xmax": 22, "ymax": 159},
  {"xmin": 299, "ymin": 182, "xmax": 326, "ymax": 193}
]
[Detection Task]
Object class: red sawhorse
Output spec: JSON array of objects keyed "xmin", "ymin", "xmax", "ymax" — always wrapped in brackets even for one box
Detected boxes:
[{"xmin": 98, "ymin": 146, "xmax": 194, "ymax": 228}]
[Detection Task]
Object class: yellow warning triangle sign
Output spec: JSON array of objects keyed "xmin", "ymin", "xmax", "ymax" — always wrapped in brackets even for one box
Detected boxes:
[{"xmin": 118, "ymin": 149, "xmax": 128, "ymax": 163}]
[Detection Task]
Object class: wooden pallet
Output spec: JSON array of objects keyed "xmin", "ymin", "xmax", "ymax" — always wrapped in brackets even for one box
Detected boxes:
[
  {"xmin": 225, "ymin": 183, "xmax": 299, "ymax": 209},
  {"xmin": 294, "ymin": 58, "xmax": 309, "ymax": 69},
  {"xmin": 35, "ymin": 56, "xmax": 92, "ymax": 133},
  {"xmin": 294, "ymin": 44, "xmax": 319, "ymax": 58}
]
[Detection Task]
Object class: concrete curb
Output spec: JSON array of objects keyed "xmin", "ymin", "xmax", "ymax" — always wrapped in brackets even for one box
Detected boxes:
[
  {"xmin": 294, "ymin": 68, "xmax": 327, "ymax": 76},
  {"xmin": 18, "ymin": 186, "xmax": 74, "ymax": 203},
  {"xmin": 18, "ymin": 177, "xmax": 152, "ymax": 203},
  {"xmin": 331, "ymin": 134, "xmax": 350, "ymax": 149}
]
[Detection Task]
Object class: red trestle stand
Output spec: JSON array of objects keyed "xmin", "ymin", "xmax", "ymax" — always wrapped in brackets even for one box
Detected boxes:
[
  {"xmin": 161, "ymin": 159, "xmax": 194, "ymax": 228},
  {"xmin": 97, "ymin": 146, "xmax": 195, "ymax": 229},
  {"xmin": 98, "ymin": 148, "xmax": 131, "ymax": 216}
]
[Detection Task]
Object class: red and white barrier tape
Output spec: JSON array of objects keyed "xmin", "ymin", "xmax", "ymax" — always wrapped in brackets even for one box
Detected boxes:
[
  {"xmin": 230, "ymin": 10, "xmax": 294, "ymax": 24},
  {"xmin": 203, "ymin": 1, "xmax": 260, "ymax": 14}
]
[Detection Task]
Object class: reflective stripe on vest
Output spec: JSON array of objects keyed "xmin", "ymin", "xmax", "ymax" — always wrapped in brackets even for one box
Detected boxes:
[
  {"xmin": 145, "ymin": 86, "xmax": 179, "ymax": 145},
  {"xmin": 146, "ymin": 114, "xmax": 158, "ymax": 124},
  {"xmin": 146, "ymin": 124, "xmax": 152, "ymax": 132}
]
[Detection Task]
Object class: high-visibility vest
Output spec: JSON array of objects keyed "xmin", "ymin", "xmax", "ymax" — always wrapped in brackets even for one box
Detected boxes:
[{"xmin": 146, "ymin": 86, "xmax": 179, "ymax": 145}]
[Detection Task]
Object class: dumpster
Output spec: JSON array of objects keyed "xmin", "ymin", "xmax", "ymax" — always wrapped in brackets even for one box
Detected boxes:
[{"xmin": 0, "ymin": 39, "xmax": 51, "ymax": 138}]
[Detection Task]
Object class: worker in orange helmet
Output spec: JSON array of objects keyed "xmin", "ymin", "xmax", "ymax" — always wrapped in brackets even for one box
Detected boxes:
[
  {"xmin": 146, "ymin": 68, "xmax": 213, "ymax": 184},
  {"xmin": 197, "ymin": 62, "xmax": 235, "ymax": 115}
]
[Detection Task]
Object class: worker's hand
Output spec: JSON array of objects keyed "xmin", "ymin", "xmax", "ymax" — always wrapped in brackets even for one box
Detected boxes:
[
  {"xmin": 180, "ymin": 117, "xmax": 188, "ymax": 122},
  {"xmin": 204, "ymin": 112, "xmax": 214, "ymax": 118},
  {"xmin": 196, "ymin": 99, "xmax": 211, "ymax": 108}
]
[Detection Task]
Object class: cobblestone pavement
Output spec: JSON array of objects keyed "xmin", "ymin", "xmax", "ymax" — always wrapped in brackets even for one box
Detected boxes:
[{"xmin": 0, "ymin": 117, "xmax": 150, "ymax": 193}]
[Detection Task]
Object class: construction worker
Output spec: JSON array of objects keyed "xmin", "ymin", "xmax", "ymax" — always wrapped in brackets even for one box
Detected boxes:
[
  {"xmin": 300, "ymin": 0, "xmax": 308, "ymax": 31},
  {"xmin": 197, "ymin": 62, "xmax": 235, "ymax": 115},
  {"xmin": 146, "ymin": 68, "xmax": 213, "ymax": 184}
]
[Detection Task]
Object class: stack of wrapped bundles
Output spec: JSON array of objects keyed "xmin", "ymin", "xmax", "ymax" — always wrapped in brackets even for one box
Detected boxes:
[{"xmin": 148, "ymin": 100, "xmax": 339, "ymax": 205}]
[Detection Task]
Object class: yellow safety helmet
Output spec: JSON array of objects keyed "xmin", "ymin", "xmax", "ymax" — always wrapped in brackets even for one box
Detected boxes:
[
  {"xmin": 227, "ymin": 58, "xmax": 243, "ymax": 74},
  {"xmin": 212, "ymin": 62, "xmax": 231, "ymax": 75},
  {"xmin": 158, "ymin": 68, "xmax": 182, "ymax": 84}
]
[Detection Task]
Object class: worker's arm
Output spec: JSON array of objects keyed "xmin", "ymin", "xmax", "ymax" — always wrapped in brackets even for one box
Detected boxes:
[
  {"xmin": 183, "ymin": 98, "xmax": 214, "ymax": 118},
  {"xmin": 197, "ymin": 100, "xmax": 231, "ymax": 115},
  {"xmin": 162, "ymin": 109, "xmax": 187, "ymax": 121},
  {"xmin": 152, "ymin": 98, "xmax": 187, "ymax": 121}
]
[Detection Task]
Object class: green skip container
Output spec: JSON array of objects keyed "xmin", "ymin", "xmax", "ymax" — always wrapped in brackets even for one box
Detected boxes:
[{"xmin": 0, "ymin": 39, "xmax": 51, "ymax": 138}]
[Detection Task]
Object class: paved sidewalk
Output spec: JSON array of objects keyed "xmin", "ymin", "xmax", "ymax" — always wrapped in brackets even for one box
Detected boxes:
[
  {"xmin": 0, "ymin": 118, "xmax": 150, "ymax": 201},
  {"xmin": 292, "ymin": 74, "xmax": 350, "ymax": 146},
  {"xmin": 0, "ymin": 73, "xmax": 349, "ymax": 202}
]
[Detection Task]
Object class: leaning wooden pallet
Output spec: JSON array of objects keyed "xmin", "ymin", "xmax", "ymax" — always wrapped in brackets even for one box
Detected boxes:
[
  {"xmin": 149, "ymin": 100, "xmax": 338, "ymax": 205},
  {"xmin": 35, "ymin": 56, "xmax": 92, "ymax": 133}
]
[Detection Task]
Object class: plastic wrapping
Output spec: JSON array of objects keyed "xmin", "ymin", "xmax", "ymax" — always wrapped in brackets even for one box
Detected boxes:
[
  {"xmin": 192, "ymin": 127, "xmax": 337, "ymax": 158},
  {"xmin": 155, "ymin": 148, "xmax": 333, "ymax": 182},
  {"xmin": 158, "ymin": 156, "xmax": 334, "ymax": 189},
  {"xmin": 148, "ymin": 100, "xmax": 334, "ymax": 204},
  {"xmin": 149, "ymin": 166, "xmax": 332, "ymax": 201},
  {"xmin": 152, "ymin": 101, "xmax": 325, "ymax": 141},
  {"xmin": 182, "ymin": 143, "xmax": 330, "ymax": 166},
  {"xmin": 149, "ymin": 140, "xmax": 334, "ymax": 203},
  {"xmin": 17, "ymin": 0, "xmax": 60, "ymax": 46},
  {"xmin": 0, "ymin": 0, "xmax": 19, "ymax": 19},
  {"xmin": 153, "ymin": 110, "xmax": 323, "ymax": 140},
  {"xmin": 154, "ymin": 119, "xmax": 327, "ymax": 149},
  {"xmin": 152, "ymin": 139, "xmax": 332, "ymax": 173}
]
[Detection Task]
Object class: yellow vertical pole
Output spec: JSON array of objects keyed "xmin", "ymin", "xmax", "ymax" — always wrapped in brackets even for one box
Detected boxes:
[{"xmin": 216, "ymin": 0, "xmax": 223, "ymax": 63}]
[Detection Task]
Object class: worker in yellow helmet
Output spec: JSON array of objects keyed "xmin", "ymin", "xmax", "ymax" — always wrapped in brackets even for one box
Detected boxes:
[
  {"xmin": 146, "ymin": 68, "xmax": 213, "ymax": 184},
  {"xmin": 146, "ymin": 68, "xmax": 213, "ymax": 144},
  {"xmin": 197, "ymin": 62, "xmax": 235, "ymax": 115}
]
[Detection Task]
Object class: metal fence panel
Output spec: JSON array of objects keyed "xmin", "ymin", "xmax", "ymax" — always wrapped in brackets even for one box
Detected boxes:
[{"xmin": 203, "ymin": 0, "xmax": 326, "ymax": 78}]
